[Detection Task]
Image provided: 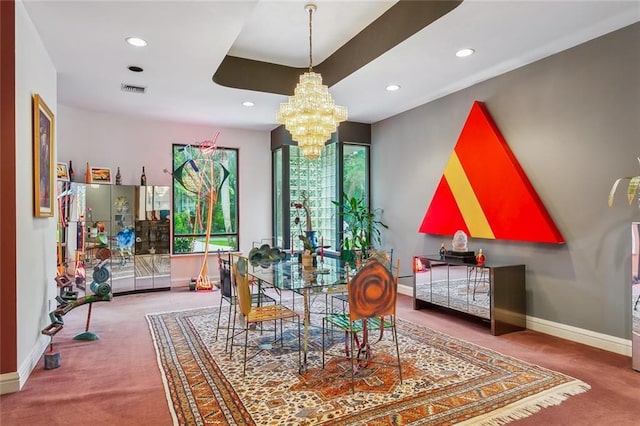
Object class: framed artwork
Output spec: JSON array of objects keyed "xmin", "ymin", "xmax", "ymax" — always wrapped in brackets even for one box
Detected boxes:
[
  {"xmin": 56, "ymin": 162, "xmax": 69, "ymax": 181},
  {"xmin": 90, "ymin": 166, "xmax": 112, "ymax": 184},
  {"xmin": 33, "ymin": 93, "xmax": 55, "ymax": 217}
]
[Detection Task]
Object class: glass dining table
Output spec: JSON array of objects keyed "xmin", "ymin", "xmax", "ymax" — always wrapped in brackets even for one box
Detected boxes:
[{"xmin": 247, "ymin": 255, "xmax": 350, "ymax": 374}]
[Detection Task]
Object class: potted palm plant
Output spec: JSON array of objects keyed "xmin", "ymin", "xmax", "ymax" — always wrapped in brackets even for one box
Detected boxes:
[{"xmin": 332, "ymin": 192, "xmax": 388, "ymax": 264}]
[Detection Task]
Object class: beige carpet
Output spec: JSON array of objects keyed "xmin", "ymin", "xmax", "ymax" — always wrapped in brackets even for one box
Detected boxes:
[{"xmin": 147, "ymin": 306, "xmax": 590, "ymax": 425}]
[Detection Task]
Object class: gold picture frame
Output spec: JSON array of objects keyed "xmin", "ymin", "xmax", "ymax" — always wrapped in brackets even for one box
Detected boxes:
[
  {"xmin": 89, "ymin": 166, "xmax": 112, "ymax": 184},
  {"xmin": 56, "ymin": 162, "xmax": 69, "ymax": 181},
  {"xmin": 33, "ymin": 93, "xmax": 55, "ymax": 217}
]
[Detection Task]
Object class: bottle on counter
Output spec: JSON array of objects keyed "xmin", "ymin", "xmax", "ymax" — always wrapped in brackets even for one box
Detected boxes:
[
  {"xmin": 68, "ymin": 161, "xmax": 75, "ymax": 182},
  {"xmin": 140, "ymin": 166, "xmax": 147, "ymax": 186},
  {"xmin": 116, "ymin": 167, "xmax": 122, "ymax": 185}
]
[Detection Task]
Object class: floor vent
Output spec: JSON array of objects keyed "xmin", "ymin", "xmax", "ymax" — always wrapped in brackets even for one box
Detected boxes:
[{"xmin": 121, "ymin": 84, "xmax": 146, "ymax": 94}]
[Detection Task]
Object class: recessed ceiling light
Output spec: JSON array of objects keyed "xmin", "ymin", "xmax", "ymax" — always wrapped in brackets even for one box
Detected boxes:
[
  {"xmin": 386, "ymin": 84, "xmax": 401, "ymax": 92},
  {"xmin": 456, "ymin": 48, "xmax": 475, "ymax": 58},
  {"xmin": 126, "ymin": 37, "xmax": 148, "ymax": 47},
  {"xmin": 128, "ymin": 65, "xmax": 144, "ymax": 73},
  {"xmin": 242, "ymin": 101, "xmax": 255, "ymax": 107}
]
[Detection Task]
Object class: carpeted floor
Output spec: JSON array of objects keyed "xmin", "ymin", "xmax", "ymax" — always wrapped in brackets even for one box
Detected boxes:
[{"xmin": 147, "ymin": 305, "xmax": 590, "ymax": 425}]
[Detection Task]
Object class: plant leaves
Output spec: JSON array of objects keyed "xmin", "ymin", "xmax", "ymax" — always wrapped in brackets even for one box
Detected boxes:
[
  {"xmin": 608, "ymin": 177, "xmax": 626, "ymax": 207},
  {"xmin": 627, "ymin": 176, "xmax": 640, "ymax": 205}
]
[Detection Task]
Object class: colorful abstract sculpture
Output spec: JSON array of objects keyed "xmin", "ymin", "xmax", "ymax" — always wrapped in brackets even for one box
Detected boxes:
[{"xmin": 173, "ymin": 132, "xmax": 230, "ymax": 290}]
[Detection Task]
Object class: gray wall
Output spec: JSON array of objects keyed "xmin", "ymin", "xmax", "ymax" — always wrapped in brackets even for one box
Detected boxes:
[{"xmin": 372, "ymin": 23, "xmax": 640, "ymax": 339}]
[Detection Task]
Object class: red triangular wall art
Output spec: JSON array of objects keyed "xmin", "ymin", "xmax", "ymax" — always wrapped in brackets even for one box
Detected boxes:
[{"xmin": 419, "ymin": 101, "xmax": 564, "ymax": 244}]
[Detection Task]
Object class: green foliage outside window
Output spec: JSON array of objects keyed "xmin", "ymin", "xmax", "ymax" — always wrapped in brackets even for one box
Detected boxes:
[{"xmin": 343, "ymin": 145, "xmax": 367, "ymax": 201}]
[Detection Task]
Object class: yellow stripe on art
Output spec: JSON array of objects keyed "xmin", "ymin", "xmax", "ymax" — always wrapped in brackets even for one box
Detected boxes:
[{"xmin": 444, "ymin": 153, "xmax": 495, "ymax": 239}]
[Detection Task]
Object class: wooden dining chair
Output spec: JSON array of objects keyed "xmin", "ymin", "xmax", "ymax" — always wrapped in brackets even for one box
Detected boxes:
[
  {"xmin": 214, "ymin": 251, "xmax": 275, "ymax": 352},
  {"xmin": 229, "ymin": 255, "xmax": 301, "ymax": 376},
  {"xmin": 322, "ymin": 257, "xmax": 402, "ymax": 392}
]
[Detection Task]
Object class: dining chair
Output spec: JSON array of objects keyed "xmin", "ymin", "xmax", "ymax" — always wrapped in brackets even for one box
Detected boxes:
[
  {"xmin": 214, "ymin": 251, "xmax": 276, "ymax": 352},
  {"xmin": 229, "ymin": 255, "xmax": 301, "ymax": 376},
  {"xmin": 322, "ymin": 257, "xmax": 402, "ymax": 392},
  {"xmin": 330, "ymin": 248, "xmax": 394, "ymax": 314}
]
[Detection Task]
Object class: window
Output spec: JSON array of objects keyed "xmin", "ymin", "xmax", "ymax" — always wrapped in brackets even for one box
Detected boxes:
[
  {"xmin": 342, "ymin": 144, "xmax": 369, "ymax": 203},
  {"xmin": 289, "ymin": 143, "xmax": 338, "ymax": 251},
  {"xmin": 172, "ymin": 144, "xmax": 238, "ymax": 254},
  {"xmin": 272, "ymin": 141, "xmax": 369, "ymax": 254}
]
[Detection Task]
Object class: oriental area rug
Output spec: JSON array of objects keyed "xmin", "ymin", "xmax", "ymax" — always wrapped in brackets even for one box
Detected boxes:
[{"xmin": 146, "ymin": 306, "xmax": 589, "ymax": 425}]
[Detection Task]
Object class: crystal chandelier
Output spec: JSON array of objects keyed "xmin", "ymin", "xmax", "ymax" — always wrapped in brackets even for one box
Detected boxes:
[{"xmin": 276, "ymin": 3, "xmax": 347, "ymax": 160}]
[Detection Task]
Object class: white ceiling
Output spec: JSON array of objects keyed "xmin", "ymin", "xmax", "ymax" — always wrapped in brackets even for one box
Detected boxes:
[{"xmin": 22, "ymin": 0, "xmax": 640, "ymax": 132}]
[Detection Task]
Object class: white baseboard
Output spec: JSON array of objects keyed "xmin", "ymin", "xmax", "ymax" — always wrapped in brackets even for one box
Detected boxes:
[
  {"xmin": 398, "ymin": 283, "xmax": 413, "ymax": 297},
  {"xmin": 526, "ymin": 315, "xmax": 631, "ymax": 357},
  {"xmin": 401, "ymin": 282, "xmax": 631, "ymax": 357},
  {"xmin": 1, "ymin": 334, "xmax": 49, "ymax": 395},
  {"xmin": 0, "ymin": 372, "xmax": 20, "ymax": 395}
]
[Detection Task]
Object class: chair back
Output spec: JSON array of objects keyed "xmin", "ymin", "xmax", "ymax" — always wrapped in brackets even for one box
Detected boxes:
[
  {"xmin": 218, "ymin": 251, "xmax": 232, "ymax": 298},
  {"xmin": 366, "ymin": 248, "xmax": 393, "ymax": 269},
  {"xmin": 348, "ymin": 258, "xmax": 398, "ymax": 322},
  {"xmin": 232, "ymin": 256, "xmax": 252, "ymax": 317}
]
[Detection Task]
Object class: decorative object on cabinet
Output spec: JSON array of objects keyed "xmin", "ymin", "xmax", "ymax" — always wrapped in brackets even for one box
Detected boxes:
[
  {"xmin": 413, "ymin": 254, "xmax": 525, "ymax": 335},
  {"xmin": 115, "ymin": 167, "xmax": 122, "ymax": 185},
  {"xmin": 33, "ymin": 93, "xmax": 55, "ymax": 217},
  {"xmin": 68, "ymin": 160, "xmax": 75, "ymax": 182},
  {"xmin": 140, "ymin": 166, "xmax": 147, "ymax": 186},
  {"xmin": 56, "ymin": 163, "xmax": 70, "ymax": 181},
  {"xmin": 452, "ymin": 230, "xmax": 468, "ymax": 251},
  {"xmin": 89, "ymin": 166, "xmax": 112, "ymax": 184},
  {"xmin": 446, "ymin": 229, "xmax": 476, "ymax": 263},
  {"xmin": 419, "ymin": 101, "xmax": 565, "ymax": 244}
]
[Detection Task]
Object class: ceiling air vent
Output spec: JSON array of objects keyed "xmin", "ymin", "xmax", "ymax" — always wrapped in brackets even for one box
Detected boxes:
[{"xmin": 121, "ymin": 83, "xmax": 146, "ymax": 94}]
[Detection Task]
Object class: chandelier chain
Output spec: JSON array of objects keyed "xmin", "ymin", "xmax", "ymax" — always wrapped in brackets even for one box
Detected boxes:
[{"xmin": 308, "ymin": 5, "xmax": 313, "ymax": 71}]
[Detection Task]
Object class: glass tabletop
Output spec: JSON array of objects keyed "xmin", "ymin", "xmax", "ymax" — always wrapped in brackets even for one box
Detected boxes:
[{"xmin": 247, "ymin": 256, "xmax": 352, "ymax": 293}]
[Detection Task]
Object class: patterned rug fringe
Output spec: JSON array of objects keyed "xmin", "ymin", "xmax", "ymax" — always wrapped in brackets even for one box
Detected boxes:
[{"xmin": 458, "ymin": 382, "xmax": 592, "ymax": 425}]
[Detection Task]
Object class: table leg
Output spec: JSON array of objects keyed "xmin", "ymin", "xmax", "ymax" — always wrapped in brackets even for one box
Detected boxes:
[{"xmin": 299, "ymin": 287, "xmax": 310, "ymax": 374}]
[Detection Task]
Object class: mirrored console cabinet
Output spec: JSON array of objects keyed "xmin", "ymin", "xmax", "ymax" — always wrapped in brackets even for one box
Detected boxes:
[
  {"xmin": 413, "ymin": 254, "xmax": 526, "ymax": 336},
  {"xmin": 57, "ymin": 182, "xmax": 171, "ymax": 295}
]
